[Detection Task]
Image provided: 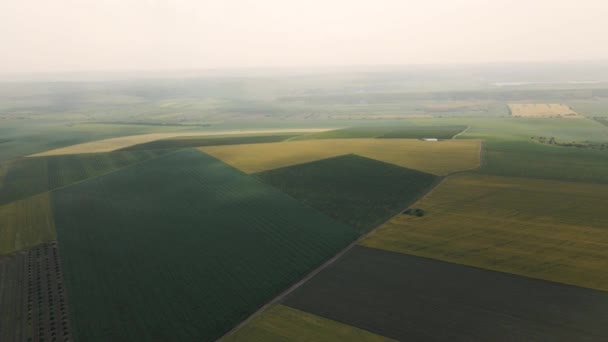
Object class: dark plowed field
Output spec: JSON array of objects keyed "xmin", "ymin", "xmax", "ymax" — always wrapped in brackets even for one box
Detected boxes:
[{"xmin": 284, "ymin": 246, "xmax": 608, "ymax": 341}]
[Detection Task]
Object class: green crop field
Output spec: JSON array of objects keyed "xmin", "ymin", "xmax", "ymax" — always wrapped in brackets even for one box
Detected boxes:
[
  {"xmin": 294, "ymin": 125, "xmax": 467, "ymax": 140},
  {"xmin": 377, "ymin": 125, "xmax": 467, "ymax": 139},
  {"xmin": 256, "ymin": 155, "xmax": 439, "ymax": 233},
  {"xmin": 477, "ymin": 139, "xmax": 608, "ymax": 183},
  {"xmin": 223, "ymin": 304, "xmax": 395, "ymax": 342},
  {"xmin": 448, "ymin": 117, "xmax": 608, "ymax": 183},
  {"xmin": 52, "ymin": 149, "xmax": 357, "ymax": 342},
  {"xmin": 120, "ymin": 134, "xmax": 299, "ymax": 151},
  {"xmin": 0, "ymin": 149, "xmax": 169, "ymax": 205}
]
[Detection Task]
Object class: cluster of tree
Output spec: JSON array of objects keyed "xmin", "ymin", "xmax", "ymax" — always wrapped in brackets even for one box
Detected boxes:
[
  {"xmin": 403, "ymin": 208, "xmax": 425, "ymax": 217},
  {"xmin": 531, "ymin": 136, "xmax": 608, "ymax": 150},
  {"xmin": 533, "ymin": 136, "xmax": 557, "ymax": 144}
]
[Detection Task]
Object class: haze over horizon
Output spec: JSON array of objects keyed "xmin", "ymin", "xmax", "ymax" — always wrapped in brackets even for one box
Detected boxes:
[{"xmin": 2, "ymin": 0, "xmax": 608, "ymax": 74}]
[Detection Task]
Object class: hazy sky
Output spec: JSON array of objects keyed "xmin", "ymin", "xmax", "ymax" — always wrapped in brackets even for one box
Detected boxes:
[{"xmin": 2, "ymin": 0, "xmax": 608, "ymax": 73}]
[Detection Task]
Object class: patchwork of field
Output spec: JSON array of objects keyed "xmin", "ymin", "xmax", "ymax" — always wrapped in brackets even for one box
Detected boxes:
[
  {"xmin": 479, "ymin": 139, "xmax": 608, "ymax": 183},
  {"xmin": 0, "ymin": 150, "xmax": 169, "ymax": 205},
  {"xmin": 0, "ymin": 243, "xmax": 72, "ymax": 342},
  {"xmin": 0, "ymin": 122, "xmax": 201, "ymax": 162},
  {"xmin": 294, "ymin": 125, "xmax": 468, "ymax": 140},
  {"xmin": 222, "ymin": 304, "xmax": 395, "ymax": 342},
  {"xmin": 508, "ymin": 103, "xmax": 584, "ymax": 118},
  {"xmin": 201, "ymin": 139, "xmax": 481, "ymax": 175},
  {"xmin": 450, "ymin": 117, "xmax": 608, "ymax": 183},
  {"xmin": 52, "ymin": 149, "xmax": 357, "ymax": 341},
  {"xmin": 362, "ymin": 174, "xmax": 608, "ymax": 291},
  {"xmin": 120, "ymin": 134, "xmax": 299, "ymax": 151},
  {"xmin": 282, "ymin": 246, "xmax": 608, "ymax": 341},
  {"xmin": 29, "ymin": 128, "xmax": 332, "ymax": 156},
  {"xmin": 256, "ymin": 155, "xmax": 439, "ymax": 233},
  {"xmin": 0, "ymin": 193, "xmax": 55, "ymax": 255}
]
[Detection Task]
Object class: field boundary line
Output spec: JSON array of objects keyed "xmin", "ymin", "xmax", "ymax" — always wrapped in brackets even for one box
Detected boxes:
[
  {"xmin": 479, "ymin": 139, "xmax": 486, "ymax": 168},
  {"xmin": 436, "ymin": 139, "xmax": 484, "ymax": 177},
  {"xmin": 283, "ymin": 127, "xmax": 346, "ymax": 142},
  {"xmin": 284, "ymin": 133, "xmax": 314, "ymax": 142},
  {"xmin": 451, "ymin": 125, "xmax": 471, "ymax": 139},
  {"xmin": 358, "ymin": 243, "xmax": 608, "ymax": 294},
  {"xmin": 0, "ymin": 150, "xmax": 185, "ymax": 257},
  {"xmin": 48, "ymin": 149, "xmax": 184, "ymax": 194},
  {"xmin": 216, "ymin": 176, "xmax": 444, "ymax": 341}
]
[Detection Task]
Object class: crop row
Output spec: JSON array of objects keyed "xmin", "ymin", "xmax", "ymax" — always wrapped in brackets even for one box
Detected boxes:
[
  {"xmin": 0, "ymin": 242, "xmax": 72, "ymax": 342},
  {"xmin": 52, "ymin": 149, "xmax": 357, "ymax": 341}
]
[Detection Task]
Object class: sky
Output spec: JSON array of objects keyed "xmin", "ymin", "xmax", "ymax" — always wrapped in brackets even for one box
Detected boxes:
[{"xmin": 1, "ymin": 0, "xmax": 608, "ymax": 73}]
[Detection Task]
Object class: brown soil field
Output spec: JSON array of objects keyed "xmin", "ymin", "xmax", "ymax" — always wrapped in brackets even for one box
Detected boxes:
[
  {"xmin": 361, "ymin": 174, "xmax": 608, "ymax": 291},
  {"xmin": 201, "ymin": 139, "xmax": 481, "ymax": 175},
  {"xmin": 508, "ymin": 103, "xmax": 584, "ymax": 118}
]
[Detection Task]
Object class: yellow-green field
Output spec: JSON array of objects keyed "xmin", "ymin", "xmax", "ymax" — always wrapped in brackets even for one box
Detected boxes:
[
  {"xmin": 329, "ymin": 114, "xmax": 433, "ymax": 119},
  {"xmin": 222, "ymin": 304, "xmax": 395, "ymax": 342},
  {"xmin": 0, "ymin": 193, "xmax": 56, "ymax": 255},
  {"xmin": 508, "ymin": 103, "xmax": 584, "ymax": 118},
  {"xmin": 361, "ymin": 174, "xmax": 608, "ymax": 291},
  {"xmin": 28, "ymin": 129, "xmax": 332, "ymax": 156},
  {"xmin": 201, "ymin": 139, "xmax": 481, "ymax": 175}
]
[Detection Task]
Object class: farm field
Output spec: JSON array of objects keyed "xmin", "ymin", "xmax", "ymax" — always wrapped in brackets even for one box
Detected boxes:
[
  {"xmin": 52, "ymin": 149, "xmax": 357, "ymax": 342},
  {"xmin": 0, "ymin": 122, "xmax": 203, "ymax": 162},
  {"xmin": 478, "ymin": 139, "xmax": 608, "ymax": 183},
  {"xmin": 29, "ymin": 128, "xmax": 332, "ymax": 156},
  {"xmin": 328, "ymin": 114, "xmax": 433, "ymax": 119},
  {"xmin": 0, "ymin": 243, "xmax": 72, "ymax": 342},
  {"xmin": 0, "ymin": 193, "xmax": 55, "ymax": 255},
  {"xmin": 222, "ymin": 304, "xmax": 395, "ymax": 342},
  {"xmin": 0, "ymin": 162, "xmax": 9, "ymax": 190},
  {"xmin": 0, "ymin": 149, "xmax": 169, "ymax": 205},
  {"xmin": 3, "ymin": 66, "xmax": 608, "ymax": 341},
  {"xmin": 256, "ymin": 155, "xmax": 439, "ymax": 233},
  {"xmin": 201, "ymin": 138, "xmax": 481, "ymax": 175},
  {"xmin": 120, "ymin": 133, "xmax": 299, "ymax": 151},
  {"xmin": 508, "ymin": 103, "xmax": 583, "ymax": 118},
  {"xmin": 571, "ymin": 99, "xmax": 608, "ymax": 117},
  {"xmin": 294, "ymin": 125, "xmax": 467, "ymax": 140},
  {"xmin": 362, "ymin": 174, "xmax": 608, "ymax": 291},
  {"xmin": 282, "ymin": 246, "xmax": 608, "ymax": 341},
  {"xmin": 451, "ymin": 116, "xmax": 608, "ymax": 142},
  {"xmin": 437, "ymin": 117, "xmax": 608, "ymax": 183}
]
